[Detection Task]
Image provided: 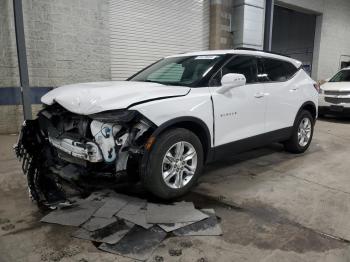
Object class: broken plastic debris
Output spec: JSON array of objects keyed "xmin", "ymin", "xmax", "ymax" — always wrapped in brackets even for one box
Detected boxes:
[
  {"xmin": 173, "ymin": 209, "xmax": 222, "ymax": 236},
  {"xmin": 82, "ymin": 216, "xmax": 117, "ymax": 232},
  {"xmin": 40, "ymin": 200, "xmax": 103, "ymax": 227},
  {"xmin": 115, "ymin": 200, "xmax": 153, "ymax": 229},
  {"xmin": 94, "ymin": 197, "xmax": 128, "ymax": 218},
  {"xmin": 38, "ymin": 190, "xmax": 222, "ymax": 258},
  {"xmin": 73, "ymin": 219, "xmax": 134, "ymax": 244},
  {"xmin": 146, "ymin": 202, "xmax": 209, "ymax": 224},
  {"xmin": 158, "ymin": 221, "xmax": 195, "ymax": 232},
  {"xmin": 99, "ymin": 226, "xmax": 167, "ymax": 261}
]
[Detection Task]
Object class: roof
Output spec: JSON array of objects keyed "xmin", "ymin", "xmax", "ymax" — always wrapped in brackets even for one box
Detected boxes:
[{"xmin": 166, "ymin": 49, "xmax": 302, "ymax": 68}]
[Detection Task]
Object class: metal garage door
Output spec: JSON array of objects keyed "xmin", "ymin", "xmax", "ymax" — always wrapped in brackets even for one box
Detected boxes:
[{"xmin": 109, "ymin": 0, "xmax": 210, "ymax": 80}]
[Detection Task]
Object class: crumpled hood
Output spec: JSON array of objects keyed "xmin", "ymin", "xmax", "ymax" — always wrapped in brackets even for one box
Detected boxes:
[
  {"xmin": 322, "ymin": 82, "xmax": 350, "ymax": 91},
  {"xmin": 41, "ymin": 81, "xmax": 190, "ymax": 115}
]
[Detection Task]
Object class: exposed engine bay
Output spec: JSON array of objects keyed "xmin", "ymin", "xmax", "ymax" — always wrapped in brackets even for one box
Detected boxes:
[{"xmin": 14, "ymin": 104, "xmax": 156, "ymax": 207}]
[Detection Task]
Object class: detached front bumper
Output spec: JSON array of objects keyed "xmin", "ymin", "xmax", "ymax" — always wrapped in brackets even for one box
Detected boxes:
[
  {"xmin": 14, "ymin": 104, "xmax": 157, "ymax": 207},
  {"xmin": 14, "ymin": 120, "xmax": 42, "ymax": 177},
  {"xmin": 15, "ymin": 120, "xmax": 66, "ymax": 205}
]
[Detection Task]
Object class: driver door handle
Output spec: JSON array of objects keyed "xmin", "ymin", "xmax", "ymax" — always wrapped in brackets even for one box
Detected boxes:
[{"xmin": 254, "ymin": 92, "xmax": 265, "ymax": 98}]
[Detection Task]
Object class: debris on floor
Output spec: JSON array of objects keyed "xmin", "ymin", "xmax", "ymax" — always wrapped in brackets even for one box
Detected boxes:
[
  {"xmin": 39, "ymin": 190, "xmax": 222, "ymax": 261},
  {"xmin": 173, "ymin": 209, "xmax": 223, "ymax": 236},
  {"xmin": 99, "ymin": 226, "xmax": 167, "ymax": 261},
  {"xmin": 146, "ymin": 202, "xmax": 209, "ymax": 223},
  {"xmin": 115, "ymin": 199, "xmax": 152, "ymax": 229},
  {"xmin": 72, "ymin": 219, "xmax": 134, "ymax": 244},
  {"xmin": 81, "ymin": 216, "xmax": 117, "ymax": 232},
  {"xmin": 40, "ymin": 199, "xmax": 104, "ymax": 227},
  {"xmin": 93, "ymin": 197, "xmax": 128, "ymax": 218},
  {"xmin": 158, "ymin": 221, "xmax": 195, "ymax": 232}
]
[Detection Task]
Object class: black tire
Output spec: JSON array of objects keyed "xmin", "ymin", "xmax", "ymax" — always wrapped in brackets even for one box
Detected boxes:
[
  {"xmin": 142, "ymin": 128, "xmax": 204, "ymax": 199},
  {"xmin": 284, "ymin": 110, "xmax": 315, "ymax": 154}
]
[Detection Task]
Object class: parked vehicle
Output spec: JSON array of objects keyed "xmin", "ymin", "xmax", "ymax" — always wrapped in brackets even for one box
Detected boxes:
[
  {"xmin": 319, "ymin": 67, "xmax": 350, "ymax": 116},
  {"xmin": 15, "ymin": 49, "xmax": 318, "ymax": 206}
]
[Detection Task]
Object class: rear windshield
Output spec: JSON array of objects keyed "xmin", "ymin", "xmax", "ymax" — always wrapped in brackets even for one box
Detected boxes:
[
  {"xmin": 129, "ymin": 55, "xmax": 225, "ymax": 86},
  {"xmin": 329, "ymin": 70, "xmax": 350, "ymax": 82}
]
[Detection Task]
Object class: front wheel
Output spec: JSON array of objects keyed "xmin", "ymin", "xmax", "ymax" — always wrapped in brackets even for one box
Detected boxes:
[
  {"xmin": 284, "ymin": 110, "xmax": 314, "ymax": 154},
  {"xmin": 142, "ymin": 128, "xmax": 204, "ymax": 199}
]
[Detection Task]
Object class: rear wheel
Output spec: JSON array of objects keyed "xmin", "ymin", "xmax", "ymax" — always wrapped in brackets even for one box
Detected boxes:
[
  {"xmin": 142, "ymin": 128, "xmax": 203, "ymax": 199},
  {"xmin": 284, "ymin": 110, "xmax": 314, "ymax": 153}
]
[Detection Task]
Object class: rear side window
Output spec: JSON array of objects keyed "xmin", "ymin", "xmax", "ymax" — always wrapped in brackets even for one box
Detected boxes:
[
  {"xmin": 262, "ymin": 58, "xmax": 298, "ymax": 82},
  {"xmin": 210, "ymin": 55, "xmax": 258, "ymax": 86}
]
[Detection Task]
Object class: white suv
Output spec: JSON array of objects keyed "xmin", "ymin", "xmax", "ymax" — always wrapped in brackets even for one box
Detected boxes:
[
  {"xmin": 319, "ymin": 67, "xmax": 350, "ymax": 116},
  {"xmin": 15, "ymin": 49, "xmax": 318, "ymax": 205}
]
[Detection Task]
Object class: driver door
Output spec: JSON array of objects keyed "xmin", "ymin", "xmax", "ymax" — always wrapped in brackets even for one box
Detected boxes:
[{"xmin": 209, "ymin": 55, "xmax": 267, "ymax": 147}]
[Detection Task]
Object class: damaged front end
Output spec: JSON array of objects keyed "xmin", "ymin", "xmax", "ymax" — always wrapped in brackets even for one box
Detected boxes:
[{"xmin": 14, "ymin": 104, "xmax": 156, "ymax": 207}]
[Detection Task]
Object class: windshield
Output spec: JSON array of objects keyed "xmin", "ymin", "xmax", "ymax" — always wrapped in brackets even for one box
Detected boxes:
[
  {"xmin": 329, "ymin": 69, "xmax": 350, "ymax": 82},
  {"xmin": 129, "ymin": 55, "xmax": 225, "ymax": 86}
]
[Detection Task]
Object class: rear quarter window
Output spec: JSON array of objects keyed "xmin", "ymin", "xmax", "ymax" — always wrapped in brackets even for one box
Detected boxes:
[{"xmin": 263, "ymin": 58, "xmax": 298, "ymax": 82}]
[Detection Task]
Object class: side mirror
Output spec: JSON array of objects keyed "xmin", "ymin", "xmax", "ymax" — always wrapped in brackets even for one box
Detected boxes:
[{"xmin": 216, "ymin": 73, "xmax": 246, "ymax": 94}]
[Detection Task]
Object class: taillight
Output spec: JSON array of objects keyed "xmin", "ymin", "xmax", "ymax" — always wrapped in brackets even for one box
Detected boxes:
[{"xmin": 313, "ymin": 83, "xmax": 321, "ymax": 93}]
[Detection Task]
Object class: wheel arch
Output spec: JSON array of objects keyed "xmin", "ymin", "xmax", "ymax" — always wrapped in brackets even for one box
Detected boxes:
[
  {"xmin": 150, "ymin": 117, "xmax": 212, "ymax": 163},
  {"xmin": 296, "ymin": 101, "xmax": 317, "ymax": 122}
]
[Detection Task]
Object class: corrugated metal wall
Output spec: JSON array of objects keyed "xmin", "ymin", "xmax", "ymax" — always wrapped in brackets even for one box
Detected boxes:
[{"xmin": 109, "ymin": 0, "xmax": 210, "ymax": 80}]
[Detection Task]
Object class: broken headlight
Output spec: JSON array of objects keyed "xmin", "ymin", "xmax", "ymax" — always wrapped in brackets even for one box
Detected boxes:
[{"xmin": 89, "ymin": 110, "xmax": 138, "ymax": 123}]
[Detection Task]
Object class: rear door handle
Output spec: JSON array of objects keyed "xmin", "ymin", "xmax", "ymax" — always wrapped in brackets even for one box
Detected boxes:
[
  {"xmin": 290, "ymin": 87, "xmax": 299, "ymax": 91},
  {"xmin": 254, "ymin": 92, "xmax": 265, "ymax": 98}
]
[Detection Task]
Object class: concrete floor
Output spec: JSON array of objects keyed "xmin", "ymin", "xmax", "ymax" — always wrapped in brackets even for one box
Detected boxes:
[{"xmin": 1, "ymin": 117, "xmax": 350, "ymax": 262}]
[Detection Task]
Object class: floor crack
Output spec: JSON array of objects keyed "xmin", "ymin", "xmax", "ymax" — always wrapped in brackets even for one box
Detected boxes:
[
  {"xmin": 318, "ymin": 129, "xmax": 350, "ymax": 142},
  {"xmin": 288, "ymin": 174, "xmax": 350, "ymax": 196}
]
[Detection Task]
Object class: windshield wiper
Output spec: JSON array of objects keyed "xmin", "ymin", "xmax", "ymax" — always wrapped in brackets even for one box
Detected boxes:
[{"xmin": 142, "ymin": 80, "xmax": 166, "ymax": 84}]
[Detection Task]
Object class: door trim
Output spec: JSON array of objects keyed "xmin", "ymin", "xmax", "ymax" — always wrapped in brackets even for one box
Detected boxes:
[{"xmin": 209, "ymin": 126, "xmax": 293, "ymax": 162}]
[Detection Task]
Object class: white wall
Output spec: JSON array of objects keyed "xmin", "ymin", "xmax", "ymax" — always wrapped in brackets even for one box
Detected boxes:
[
  {"xmin": 109, "ymin": 0, "xmax": 210, "ymax": 80},
  {"xmin": 277, "ymin": 0, "xmax": 350, "ymax": 80}
]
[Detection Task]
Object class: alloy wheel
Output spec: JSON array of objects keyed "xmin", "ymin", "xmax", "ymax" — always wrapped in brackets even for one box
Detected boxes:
[
  {"xmin": 298, "ymin": 117, "xmax": 312, "ymax": 147},
  {"xmin": 161, "ymin": 141, "xmax": 197, "ymax": 189}
]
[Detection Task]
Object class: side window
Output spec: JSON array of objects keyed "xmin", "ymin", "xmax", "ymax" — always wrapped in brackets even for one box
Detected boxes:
[
  {"xmin": 210, "ymin": 56, "xmax": 258, "ymax": 86},
  {"xmin": 262, "ymin": 58, "xmax": 298, "ymax": 82},
  {"xmin": 283, "ymin": 61, "xmax": 298, "ymax": 79}
]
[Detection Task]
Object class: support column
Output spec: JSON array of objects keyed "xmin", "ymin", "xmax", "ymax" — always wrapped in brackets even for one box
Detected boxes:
[
  {"xmin": 209, "ymin": 0, "xmax": 234, "ymax": 50},
  {"xmin": 13, "ymin": 0, "xmax": 31, "ymax": 120},
  {"xmin": 264, "ymin": 0, "xmax": 274, "ymax": 51},
  {"xmin": 232, "ymin": 0, "xmax": 265, "ymax": 50}
]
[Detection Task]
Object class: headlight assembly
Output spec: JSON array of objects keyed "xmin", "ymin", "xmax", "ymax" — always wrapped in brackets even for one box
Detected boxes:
[{"xmin": 88, "ymin": 110, "xmax": 138, "ymax": 123}]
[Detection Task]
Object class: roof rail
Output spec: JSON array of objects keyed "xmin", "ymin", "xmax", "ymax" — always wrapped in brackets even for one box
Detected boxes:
[
  {"xmin": 235, "ymin": 47, "xmax": 258, "ymax": 51},
  {"xmin": 235, "ymin": 47, "xmax": 291, "ymax": 58}
]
